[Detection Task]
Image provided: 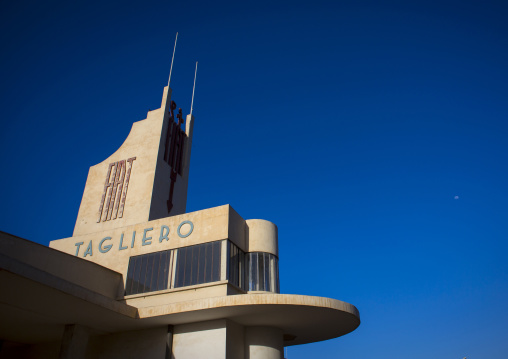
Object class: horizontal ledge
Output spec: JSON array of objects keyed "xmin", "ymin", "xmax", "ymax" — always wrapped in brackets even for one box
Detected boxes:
[{"xmin": 137, "ymin": 293, "xmax": 360, "ymax": 346}]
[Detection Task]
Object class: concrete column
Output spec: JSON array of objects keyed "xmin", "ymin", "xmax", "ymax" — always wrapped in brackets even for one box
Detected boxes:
[
  {"xmin": 245, "ymin": 220, "xmax": 278, "ymax": 256},
  {"xmin": 165, "ymin": 325, "xmax": 174, "ymax": 359},
  {"xmin": 245, "ymin": 326, "xmax": 283, "ymax": 359},
  {"xmin": 59, "ymin": 324, "xmax": 89, "ymax": 359}
]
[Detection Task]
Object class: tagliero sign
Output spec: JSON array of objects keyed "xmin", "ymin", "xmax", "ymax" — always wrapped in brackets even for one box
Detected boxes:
[{"xmin": 74, "ymin": 220, "xmax": 194, "ymax": 257}]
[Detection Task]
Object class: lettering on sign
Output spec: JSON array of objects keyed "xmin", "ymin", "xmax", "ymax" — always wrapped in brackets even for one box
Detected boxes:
[
  {"xmin": 74, "ymin": 220, "xmax": 194, "ymax": 257},
  {"xmin": 97, "ymin": 157, "xmax": 136, "ymax": 222},
  {"xmin": 163, "ymin": 100, "xmax": 186, "ymax": 212}
]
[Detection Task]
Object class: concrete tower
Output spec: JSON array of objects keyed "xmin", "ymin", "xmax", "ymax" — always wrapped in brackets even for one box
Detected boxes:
[{"xmin": 73, "ymin": 86, "xmax": 194, "ymax": 237}]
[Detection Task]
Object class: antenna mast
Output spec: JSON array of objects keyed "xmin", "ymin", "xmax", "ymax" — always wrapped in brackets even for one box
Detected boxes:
[
  {"xmin": 168, "ymin": 32, "xmax": 178, "ymax": 86},
  {"xmin": 190, "ymin": 61, "xmax": 198, "ymax": 115}
]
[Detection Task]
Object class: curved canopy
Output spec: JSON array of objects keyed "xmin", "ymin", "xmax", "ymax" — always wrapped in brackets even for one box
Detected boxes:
[{"xmin": 138, "ymin": 293, "xmax": 360, "ymax": 346}]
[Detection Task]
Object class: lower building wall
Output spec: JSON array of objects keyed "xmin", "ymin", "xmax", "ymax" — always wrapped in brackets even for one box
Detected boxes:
[
  {"xmin": 86, "ymin": 327, "xmax": 167, "ymax": 359},
  {"xmin": 0, "ymin": 341, "xmax": 61, "ymax": 359},
  {"xmin": 0, "ymin": 321, "xmax": 283, "ymax": 359},
  {"xmin": 226, "ymin": 320, "xmax": 245, "ymax": 359},
  {"xmin": 172, "ymin": 320, "xmax": 227, "ymax": 359}
]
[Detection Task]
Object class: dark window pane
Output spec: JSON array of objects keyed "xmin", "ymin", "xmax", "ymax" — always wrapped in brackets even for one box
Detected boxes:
[
  {"xmin": 264, "ymin": 253, "xmax": 270, "ymax": 292},
  {"xmin": 233, "ymin": 245, "xmax": 239, "ymax": 287},
  {"xmin": 250, "ymin": 253, "xmax": 258, "ymax": 291},
  {"xmin": 158, "ymin": 251, "xmax": 169, "ymax": 291},
  {"xmin": 198, "ymin": 243, "xmax": 206, "ymax": 284},
  {"xmin": 178, "ymin": 248, "xmax": 186, "ymax": 288},
  {"xmin": 235, "ymin": 244, "xmax": 242, "ymax": 287},
  {"xmin": 175, "ymin": 248, "xmax": 185, "ymax": 288},
  {"xmin": 260, "ymin": 253, "xmax": 266, "ymax": 292},
  {"xmin": 204, "ymin": 242, "xmax": 212, "ymax": 283},
  {"xmin": 167, "ymin": 250, "xmax": 173, "ymax": 290},
  {"xmin": 144, "ymin": 253, "xmax": 155, "ymax": 292},
  {"xmin": 150, "ymin": 252, "xmax": 161, "ymax": 291},
  {"xmin": 139, "ymin": 255, "xmax": 149, "ymax": 293},
  {"xmin": 171, "ymin": 241, "xmax": 224, "ymax": 289},
  {"xmin": 126, "ymin": 256, "xmax": 137, "ymax": 295},
  {"xmin": 184, "ymin": 246, "xmax": 193, "ymax": 286},
  {"xmin": 275, "ymin": 258, "xmax": 280, "ymax": 293},
  {"xmin": 269, "ymin": 254, "xmax": 275, "ymax": 292},
  {"xmin": 258, "ymin": 253, "xmax": 266, "ymax": 291},
  {"xmin": 132, "ymin": 254, "xmax": 143, "ymax": 295},
  {"xmin": 227, "ymin": 243, "xmax": 232, "ymax": 284},
  {"xmin": 240, "ymin": 250, "xmax": 245, "ymax": 290},
  {"xmin": 191, "ymin": 245, "xmax": 200, "ymax": 285},
  {"xmin": 226, "ymin": 242, "xmax": 231, "ymax": 282},
  {"xmin": 125, "ymin": 250, "xmax": 173, "ymax": 295},
  {"xmin": 248, "ymin": 253, "xmax": 252, "ymax": 291},
  {"xmin": 245, "ymin": 252, "xmax": 279, "ymax": 293},
  {"xmin": 212, "ymin": 241, "xmax": 221, "ymax": 282}
]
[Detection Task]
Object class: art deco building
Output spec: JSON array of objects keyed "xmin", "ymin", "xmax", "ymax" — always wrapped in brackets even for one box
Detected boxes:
[{"xmin": 0, "ymin": 72, "xmax": 360, "ymax": 358}]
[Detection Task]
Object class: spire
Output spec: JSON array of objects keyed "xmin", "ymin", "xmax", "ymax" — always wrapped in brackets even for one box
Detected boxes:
[
  {"xmin": 190, "ymin": 61, "xmax": 198, "ymax": 115},
  {"xmin": 168, "ymin": 32, "xmax": 178, "ymax": 87},
  {"xmin": 73, "ymin": 33, "xmax": 195, "ymax": 236}
]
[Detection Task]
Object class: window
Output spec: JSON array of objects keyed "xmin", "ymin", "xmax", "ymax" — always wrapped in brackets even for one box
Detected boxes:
[
  {"xmin": 247, "ymin": 252, "xmax": 279, "ymax": 293},
  {"xmin": 125, "ymin": 241, "xmax": 280, "ymax": 296},
  {"xmin": 227, "ymin": 242, "xmax": 246, "ymax": 290},
  {"xmin": 125, "ymin": 241, "xmax": 223, "ymax": 296},
  {"xmin": 174, "ymin": 241, "xmax": 222, "ymax": 288},
  {"xmin": 125, "ymin": 250, "xmax": 172, "ymax": 295}
]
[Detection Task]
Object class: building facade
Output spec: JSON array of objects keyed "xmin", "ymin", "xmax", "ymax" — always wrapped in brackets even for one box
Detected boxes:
[{"xmin": 0, "ymin": 82, "xmax": 360, "ymax": 358}]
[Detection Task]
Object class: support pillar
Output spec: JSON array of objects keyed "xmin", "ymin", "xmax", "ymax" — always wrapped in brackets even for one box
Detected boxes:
[
  {"xmin": 59, "ymin": 324, "xmax": 89, "ymax": 359},
  {"xmin": 165, "ymin": 325, "xmax": 174, "ymax": 359},
  {"xmin": 245, "ymin": 326, "xmax": 283, "ymax": 359}
]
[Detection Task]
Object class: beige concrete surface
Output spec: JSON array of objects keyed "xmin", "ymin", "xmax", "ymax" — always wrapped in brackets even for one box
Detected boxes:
[
  {"xmin": 50, "ymin": 205, "xmax": 275, "ymax": 287},
  {"xmin": 51, "ymin": 205, "xmax": 235, "ymax": 276},
  {"xmin": 228, "ymin": 206, "xmax": 247, "ymax": 250},
  {"xmin": 0, "ymin": 231, "xmax": 124, "ymax": 299},
  {"xmin": 124, "ymin": 282, "xmax": 231, "ymax": 307},
  {"xmin": 149, "ymin": 112, "xmax": 194, "ymax": 222},
  {"xmin": 172, "ymin": 320, "xmax": 227, "ymax": 359},
  {"xmin": 245, "ymin": 326, "xmax": 283, "ymax": 359},
  {"xmin": 245, "ymin": 219, "xmax": 278, "ymax": 256},
  {"xmin": 73, "ymin": 86, "xmax": 195, "ymax": 237},
  {"xmin": 137, "ymin": 293, "xmax": 360, "ymax": 346}
]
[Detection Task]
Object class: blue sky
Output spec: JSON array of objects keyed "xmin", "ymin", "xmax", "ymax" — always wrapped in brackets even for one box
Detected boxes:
[{"xmin": 1, "ymin": 0, "xmax": 508, "ymax": 358}]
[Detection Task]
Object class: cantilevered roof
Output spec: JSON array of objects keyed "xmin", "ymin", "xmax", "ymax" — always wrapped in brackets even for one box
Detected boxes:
[
  {"xmin": 0, "ymin": 231, "xmax": 359, "ymax": 346},
  {"xmin": 137, "ymin": 293, "xmax": 360, "ymax": 346}
]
